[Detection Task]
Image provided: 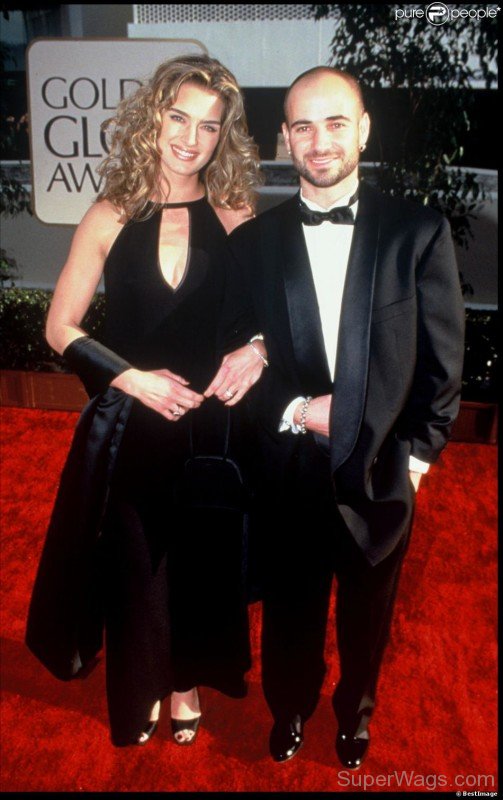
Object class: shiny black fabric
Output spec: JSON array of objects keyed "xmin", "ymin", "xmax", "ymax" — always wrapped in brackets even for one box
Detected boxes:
[
  {"xmin": 298, "ymin": 201, "xmax": 355, "ymax": 226},
  {"xmin": 63, "ymin": 336, "xmax": 131, "ymax": 398},
  {"xmin": 298, "ymin": 188, "xmax": 358, "ymax": 226},
  {"xmin": 26, "ymin": 389, "xmax": 133, "ymax": 679}
]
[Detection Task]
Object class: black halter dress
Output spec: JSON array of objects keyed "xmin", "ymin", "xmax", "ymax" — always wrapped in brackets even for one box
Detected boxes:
[{"xmin": 97, "ymin": 198, "xmax": 252, "ymax": 745}]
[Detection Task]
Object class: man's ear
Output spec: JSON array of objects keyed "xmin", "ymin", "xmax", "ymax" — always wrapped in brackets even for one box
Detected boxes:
[
  {"xmin": 281, "ymin": 121, "xmax": 291, "ymax": 155},
  {"xmin": 359, "ymin": 112, "xmax": 370, "ymax": 149}
]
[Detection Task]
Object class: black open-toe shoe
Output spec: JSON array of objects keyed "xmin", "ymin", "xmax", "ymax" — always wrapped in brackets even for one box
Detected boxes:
[
  {"xmin": 136, "ymin": 719, "xmax": 158, "ymax": 746},
  {"xmin": 171, "ymin": 715, "xmax": 201, "ymax": 746}
]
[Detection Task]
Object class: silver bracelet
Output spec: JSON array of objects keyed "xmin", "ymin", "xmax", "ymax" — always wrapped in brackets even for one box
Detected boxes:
[
  {"xmin": 248, "ymin": 340, "xmax": 269, "ymax": 367},
  {"xmin": 299, "ymin": 396, "xmax": 312, "ymax": 435}
]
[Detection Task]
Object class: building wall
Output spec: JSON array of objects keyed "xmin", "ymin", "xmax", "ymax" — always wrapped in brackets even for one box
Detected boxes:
[
  {"xmin": 61, "ymin": 4, "xmax": 133, "ymax": 37},
  {"xmin": 128, "ymin": 4, "xmax": 496, "ymax": 89},
  {"xmin": 129, "ymin": 19, "xmax": 334, "ymax": 87}
]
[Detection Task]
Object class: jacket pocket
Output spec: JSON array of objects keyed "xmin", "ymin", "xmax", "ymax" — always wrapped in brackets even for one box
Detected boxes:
[{"xmin": 371, "ymin": 295, "xmax": 416, "ymax": 325}]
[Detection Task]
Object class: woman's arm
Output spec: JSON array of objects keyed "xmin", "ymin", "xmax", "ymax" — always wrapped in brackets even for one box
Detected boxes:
[
  {"xmin": 46, "ymin": 200, "xmax": 121, "ymax": 354},
  {"xmin": 47, "ymin": 201, "xmax": 203, "ymax": 420}
]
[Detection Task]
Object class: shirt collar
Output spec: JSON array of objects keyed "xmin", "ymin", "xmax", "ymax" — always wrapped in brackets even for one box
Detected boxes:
[{"xmin": 300, "ymin": 180, "xmax": 359, "ymax": 213}]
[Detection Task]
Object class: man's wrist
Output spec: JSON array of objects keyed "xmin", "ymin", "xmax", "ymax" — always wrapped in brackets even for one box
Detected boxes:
[
  {"xmin": 297, "ymin": 397, "xmax": 312, "ymax": 434},
  {"xmin": 280, "ymin": 396, "xmax": 305, "ymax": 434},
  {"xmin": 292, "ymin": 399, "xmax": 304, "ymax": 427}
]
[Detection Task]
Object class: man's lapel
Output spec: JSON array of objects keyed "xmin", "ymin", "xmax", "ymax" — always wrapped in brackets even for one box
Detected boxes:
[
  {"xmin": 280, "ymin": 194, "xmax": 333, "ymax": 396},
  {"xmin": 330, "ymin": 181, "xmax": 381, "ymax": 471}
]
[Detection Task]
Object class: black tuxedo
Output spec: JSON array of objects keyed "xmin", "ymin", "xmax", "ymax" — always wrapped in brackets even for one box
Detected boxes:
[{"xmin": 227, "ymin": 181, "xmax": 465, "ymax": 729}]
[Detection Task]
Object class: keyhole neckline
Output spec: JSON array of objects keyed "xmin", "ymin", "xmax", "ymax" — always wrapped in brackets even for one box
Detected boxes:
[{"xmin": 150, "ymin": 196, "xmax": 206, "ymax": 209}]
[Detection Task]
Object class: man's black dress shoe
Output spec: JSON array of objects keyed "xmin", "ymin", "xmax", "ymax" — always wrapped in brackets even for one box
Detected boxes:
[
  {"xmin": 269, "ymin": 715, "xmax": 304, "ymax": 762},
  {"xmin": 335, "ymin": 730, "xmax": 370, "ymax": 769}
]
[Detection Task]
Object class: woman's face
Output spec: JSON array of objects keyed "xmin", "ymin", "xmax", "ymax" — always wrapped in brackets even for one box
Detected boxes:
[{"xmin": 157, "ymin": 81, "xmax": 225, "ymax": 182}]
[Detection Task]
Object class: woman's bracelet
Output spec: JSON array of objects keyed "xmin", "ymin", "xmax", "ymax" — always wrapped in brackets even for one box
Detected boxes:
[
  {"xmin": 299, "ymin": 396, "xmax": 313, "ymax": 435},
  {"xmin": 247, "ymin": 340, "xmax": 269, "ymax": 367}
]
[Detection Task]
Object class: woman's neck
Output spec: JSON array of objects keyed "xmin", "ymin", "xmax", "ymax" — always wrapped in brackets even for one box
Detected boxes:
[{"xmin": 154, "ymin": 174, "xmax": 205, "ymax": 204}]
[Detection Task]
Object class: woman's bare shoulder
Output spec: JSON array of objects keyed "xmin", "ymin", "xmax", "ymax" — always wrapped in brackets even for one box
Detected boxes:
[
  {"xmin": 212, "ymin": 204, "xmax": 255, "ymax": 235},
  {"xmin": 79, "ymin": 198, "xmax": 124, "ymax": 230},
  {"xmin": 75, "ymin": 199, "xmax": 125, "ymax": 255}
]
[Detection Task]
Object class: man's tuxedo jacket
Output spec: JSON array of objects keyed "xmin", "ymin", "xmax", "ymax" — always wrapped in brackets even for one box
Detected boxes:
[{"xmin": 228, "ymin": 181, "xmax": 465, "ymax": 565}]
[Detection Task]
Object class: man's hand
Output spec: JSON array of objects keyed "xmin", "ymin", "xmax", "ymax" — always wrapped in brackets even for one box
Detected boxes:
[
  {"xmin": 409, "ymin": 471, "xmax": 422, "ymax": 493},
  {"xmin": 294, "ymin": 394, "xmax": 332, "ymax": 436},
  {"xmin": 204, "ymin": 342, "xmax": 266, "ymax": 406}
]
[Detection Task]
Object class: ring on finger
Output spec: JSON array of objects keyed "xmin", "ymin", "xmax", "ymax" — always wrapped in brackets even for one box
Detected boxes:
[
  {"xmin": 173, "ymin": 405, "xmax": 182, "ymax": 416},
  {"xmin": 224, "ymin": 389, "xmax": 235, "ymax": 399}
]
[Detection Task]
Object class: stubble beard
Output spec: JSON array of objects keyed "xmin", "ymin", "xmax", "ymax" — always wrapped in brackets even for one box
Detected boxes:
[{"xmin": 292, "ymin": 150, "xmax": 359, "ymax": 189}]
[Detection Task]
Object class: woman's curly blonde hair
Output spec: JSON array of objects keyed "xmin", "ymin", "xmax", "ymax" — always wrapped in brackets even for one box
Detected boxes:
[{"xmin": 96, "ymin": 54, "xmax": 262, "ymax": 219}]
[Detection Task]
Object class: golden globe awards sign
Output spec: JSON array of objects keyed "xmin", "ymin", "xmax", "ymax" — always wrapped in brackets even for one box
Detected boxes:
[{"xmin": 27, "ymin": 39, "xmax": 206, "ymax": 224}]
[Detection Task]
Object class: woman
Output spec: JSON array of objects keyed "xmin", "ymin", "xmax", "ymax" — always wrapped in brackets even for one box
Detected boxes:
[{"xmin": 25, "ymin": 55, "xmax": 265, "ymax": 747}]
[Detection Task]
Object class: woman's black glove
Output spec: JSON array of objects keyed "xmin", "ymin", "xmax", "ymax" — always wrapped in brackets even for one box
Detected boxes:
[{"xmin": 63, "ymin": 336, "xmax": 131, "ymax": 397}]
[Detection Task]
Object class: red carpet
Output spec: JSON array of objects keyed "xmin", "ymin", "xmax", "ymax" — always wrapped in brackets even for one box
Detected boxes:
[{"xmin": 0, "ymin": 407, "xmax": 498, "ymax": 793}]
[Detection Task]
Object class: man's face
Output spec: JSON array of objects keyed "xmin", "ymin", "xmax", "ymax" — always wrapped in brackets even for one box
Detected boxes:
[{"xmin": 282, "ymin": 73, "xmax": 369, "ymax": 190}]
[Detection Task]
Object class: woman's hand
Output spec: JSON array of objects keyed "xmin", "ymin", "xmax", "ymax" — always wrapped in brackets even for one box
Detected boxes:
[
  {"xmin": 204, "ymin": 342, "xmax": 266, "ymax": 406},
  {"xmin": 111, "ymin": 368, "xmax": 204, "ymax": 421}
]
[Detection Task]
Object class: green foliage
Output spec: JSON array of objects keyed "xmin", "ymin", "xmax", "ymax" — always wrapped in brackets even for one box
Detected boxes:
[
  {"xmin": 1, "ymin": 35, "xmax": 32, "ymax": 216},
  {"xmin": 0, "ymin": 248, "xmax": 20, "ymax": 286},
  {"xmin": 0, "ymin": 106, "xmax": 28, "ymax": 158},
  {"xmin": 312, "ymin": 4, "xmax": 498, "ymax": 247},
  {"xmin": 312, "ymin": 4, "xmax": 497, "ymax": 88},
  {"xmin": 0, "ymin": 169, "xmax": 31, "ymax": 216},
  {"xmin": 0, "ymin": 288, "xmax": 105, "ymax": 371}
]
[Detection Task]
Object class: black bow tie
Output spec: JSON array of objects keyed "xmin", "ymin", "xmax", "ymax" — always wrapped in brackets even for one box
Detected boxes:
[{"xmin": 299, "ymin": 190, "xmax": 358, "ymax": 226}]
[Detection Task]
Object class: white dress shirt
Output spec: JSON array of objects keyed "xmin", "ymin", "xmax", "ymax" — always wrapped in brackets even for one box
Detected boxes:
[{"xmin": 280, "ymin": 183, "xmax": 429, "ymax": 475}]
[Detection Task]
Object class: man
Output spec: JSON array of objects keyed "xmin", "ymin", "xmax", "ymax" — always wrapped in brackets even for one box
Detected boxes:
[{"xmin": 215, "ymin": 66, "xmax": 464, "ymax": 767}]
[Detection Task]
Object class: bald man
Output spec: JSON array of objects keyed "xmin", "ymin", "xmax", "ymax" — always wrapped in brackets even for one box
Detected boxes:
[{"xmin": 226, "ymin": 67, "xmax": 464, "ymax": 767}]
